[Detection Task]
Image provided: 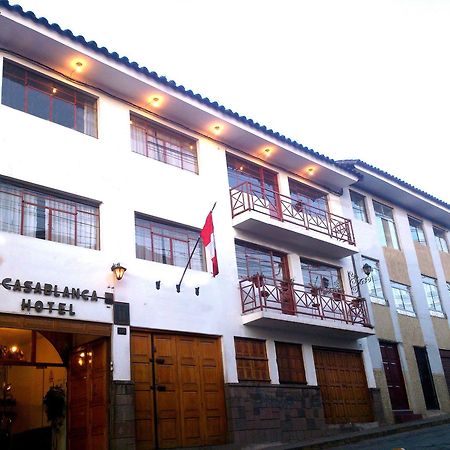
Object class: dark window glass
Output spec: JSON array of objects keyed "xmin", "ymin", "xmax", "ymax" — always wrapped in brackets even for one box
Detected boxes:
[
  {"xmin": 0, "ymin": 181, "xmax": 99, "ymax": 249},
  {"xmin": 135, "ymin": 216, "xmax": 205, "ymax": 271},
  {"xmin": 422, "ymin": 276, "xmax": 443, "ymax": 313},
  {"xmin": 1, "ymin": 60, "xmax": 97, "ymax": 137},
  {"xmin": 235, "ymin": 242, "xmax": 287, "ymax": 282},
  {"xmin": 130, "ymin": 113, "xmax": 198, "ymax": 173},
  {"xmin": 408, "ymin": 217, "xmax": 426, "ymax": 244},
  {"xmin": 301, "ymin": 259, "xmax": 342, "ymax": 292},
  {"xmin": 391, "ymin": 282, "xmax": 414, "ymax": 313},
  {"xmin": 289, "ymin": 178, "xmax": 328, "ymax": 212},
  {"xmin": 434, "ymin": 227, "xmax": 449, "ymax": 253},
  {"xmin": 362, "ymin": 257, "xmax": 385, "ymax": 302},
  {"xmin": 350, "ymin": 191, "xmax": 368, "ymax": 222},
  {"xmin": 373, "ymin": 201, "xmax": 399, "ymax": 249}
]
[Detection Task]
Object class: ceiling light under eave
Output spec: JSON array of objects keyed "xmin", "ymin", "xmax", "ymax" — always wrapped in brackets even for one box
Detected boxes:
[
  {"xmin": 212, "ymin": 124, "xmax": 223, "ymax": 135},
  {"xmin": 148, "ymin": 96, "xmax": 162, "ymax": 107},
  {"xmin": 74, "ymin": 61, "xmax": 83, "ymax": 73},
  {"xmin": 306, "ymin": 166, "xmax": 316, "ymax": 175}
]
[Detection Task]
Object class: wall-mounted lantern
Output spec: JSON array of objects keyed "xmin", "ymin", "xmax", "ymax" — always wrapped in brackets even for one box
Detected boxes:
[
  {"xmin": 111, "ymin": 263, "xmax": 127, "ymax": 281},
  {"xmin": 348, "ymin": 263, "xmax": 373, "ymax": 294}
]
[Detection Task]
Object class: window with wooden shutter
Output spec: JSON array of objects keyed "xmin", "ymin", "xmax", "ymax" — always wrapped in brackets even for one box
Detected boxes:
[
  {"xmin": 234, "ymin": 337, "xmax": 270, "ymax": 382},
  {"xmin": 275, "ymin": 342, "xmax": 306, "ymax": 384}
]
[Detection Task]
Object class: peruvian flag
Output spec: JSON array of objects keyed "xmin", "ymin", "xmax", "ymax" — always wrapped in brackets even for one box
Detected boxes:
[{"xmin": 200, "ymin": 211, "xmax": 219, "ymax": 277}]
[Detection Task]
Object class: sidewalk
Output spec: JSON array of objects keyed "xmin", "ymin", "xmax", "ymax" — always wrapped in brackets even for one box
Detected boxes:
[
  {"xmin": 267, "ymin": 414, "xmax": 450, "ymax": 450},
  {"xmin": 185, "ymin": 414, "xmax": 450, "ymax": 450}
]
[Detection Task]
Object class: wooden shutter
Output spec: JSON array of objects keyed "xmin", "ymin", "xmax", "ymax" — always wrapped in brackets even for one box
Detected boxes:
[
  {"xmin": 275, "ymin": 342, "xmax": 306, "ymax": 384},
  {"xmin": 234, "ymin": 337, "xmax": 270, "ymax": 382}
]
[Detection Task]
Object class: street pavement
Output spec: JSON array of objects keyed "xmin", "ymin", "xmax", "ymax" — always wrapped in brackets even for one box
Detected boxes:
[{"xmin": 330, "ymin": 423, "xmax": 450, "ymax": 449}]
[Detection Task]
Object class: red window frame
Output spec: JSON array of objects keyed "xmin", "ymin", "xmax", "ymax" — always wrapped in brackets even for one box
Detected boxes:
[
  {"xmin": 135, "ymin": 216, "xmax": 205, "ymax": 271},
  {"xmin": 130, "ymin": 113, "xmax": 198, "ymax": 173},
  {"xmin": 2, "ymin": 60, "xmax": 98, "ymax": 137},
  {"xmin": 0, "ymin": 181, "xmax": 100, "ymax": 249}
]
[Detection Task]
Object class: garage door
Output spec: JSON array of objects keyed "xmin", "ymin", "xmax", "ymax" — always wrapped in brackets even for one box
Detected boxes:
[
  {"xmin": 314, "ymin": 348, "xmax": 373, "ymax": 424},
  {"xmin": 131, "ymin": 332, "xmax": 227, "ymax": 449}
]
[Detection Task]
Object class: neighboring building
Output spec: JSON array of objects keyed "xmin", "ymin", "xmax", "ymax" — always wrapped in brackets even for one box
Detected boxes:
[
  {"xmin": 0, "ymin": 2, "xmax": 449, "ymax": 450},
  {"xmin": 339, "ymin": 160, "xmax": 450, "ymax": 424}
]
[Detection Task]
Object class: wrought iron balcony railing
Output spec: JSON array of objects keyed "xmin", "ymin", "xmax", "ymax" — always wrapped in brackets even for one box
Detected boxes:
[
  {"xmin": 240, "ymin": 274, "xmax": 372, "ymax": 328},
  {"xmin": 230, "ymin": 182, "xmax": 355, "ymax": 246}
]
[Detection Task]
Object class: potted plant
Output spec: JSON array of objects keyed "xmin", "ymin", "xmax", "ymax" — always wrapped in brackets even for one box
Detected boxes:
[
  {"xmin": 43, "ymin": 386, "xmax": 66, "ymax": 432},
  {"xmin": 250, "ymin": 273, "xmax": 264, "ymax": 288}
]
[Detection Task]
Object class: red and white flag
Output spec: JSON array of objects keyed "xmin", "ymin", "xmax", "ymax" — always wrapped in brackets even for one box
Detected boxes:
[{"xmin": 200, "ymin": 211, "xmax": 219, "ymax": 277}]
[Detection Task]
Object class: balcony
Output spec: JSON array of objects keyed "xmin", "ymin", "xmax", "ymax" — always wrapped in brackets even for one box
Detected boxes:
[
  {"xmin": 240, "ymin": 275, "xmax": 374, "ymax": 338},
  {"xmin": 230, "ymin": 182, "xmax": 357, "ymax": 258}
]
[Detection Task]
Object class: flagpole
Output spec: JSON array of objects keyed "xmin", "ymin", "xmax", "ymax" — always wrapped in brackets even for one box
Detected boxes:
[{"xmin": 176, "ymin": 202, "xmax": 217, "ymax": 293}]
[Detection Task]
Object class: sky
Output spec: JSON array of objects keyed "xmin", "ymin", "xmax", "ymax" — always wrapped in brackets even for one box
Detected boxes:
[{"xmin": 14, "ymin": 0, "xmax": 450, "ymax": 203}]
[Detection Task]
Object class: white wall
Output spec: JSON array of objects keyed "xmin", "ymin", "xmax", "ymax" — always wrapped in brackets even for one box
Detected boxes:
[{"xmin": 0, "ymin": 53, "xmax": 373, "ymax": 386}]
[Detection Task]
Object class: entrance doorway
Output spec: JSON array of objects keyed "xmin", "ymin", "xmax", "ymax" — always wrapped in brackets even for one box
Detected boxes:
[
  {"xmin": 314, "ymin": 347, "xmax": 374, "ymax": 424},
  {"xmin": 379, "ymin": 341, "xmax": 409, "ymax": 411},
  {"xmin": 0, "ymin": 319, "xmax": 109, "ymax": 450},
  {"xmin": 414, "ymin": 346, "xmax": 439, "ymax": 410},
  {"xmin": 131, "ymin": 332, "xmax": 227, "ymax": 449}
]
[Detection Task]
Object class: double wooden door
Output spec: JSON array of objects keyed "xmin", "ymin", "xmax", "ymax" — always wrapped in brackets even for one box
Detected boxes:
[
  {"xmin": 68, "ymin": 338, "xmax": 109, "ymax": 450},
  {"xmin": 131, "ymin": 332, "xmax": 226, "ymax": 449},
  {"xmin": 379, "ymin": 341, "xmax": 409, "ymax": 410},
  {"xmin": 314, "ymin": 348, "xmax": 373, "ymax": 424}
]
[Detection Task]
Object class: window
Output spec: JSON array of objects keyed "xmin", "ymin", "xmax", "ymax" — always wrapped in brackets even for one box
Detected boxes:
[
  {"xmin": 130, "ymin": 113, "xmax": 198, "ymax": 173},
  {"xmin": 422, "ymin": 276, "xmax": 443, "ymax": 313},
  {"xmin": 234, "ymin": 337, "xmax": 270, "ymax": 382},
  {"xmin": 289, "ymin": 179, "xmax": 328, "ymax": 213},
  {"xmin": 362, "ymin": 257, "xmax": 385, "ymax": 303},
  {"xmin": 434, "ymin": 227, "xmax": 449, "ymax": 253},
  {"xmin": 2, "ymin": 60, "xmax": 97, "ymax": 137},
  {"xmin": 409, "ymin": 217, "xmax": 426, "ymax": 244},
  {"xmin": 135, "ymin": 216, "xmax": 205, "ymax": 271},
  {"xmin": 0, "ymin": 180, "xmax": 99, "ymax": 249},
  {"xmin": 227, "ymin": 154, "xmax": 278, "ymax": 192},
  {"xmin": 350, "ymin": 191, "xmax": 368, "ymax": 222},
  {"xmin": 391, "ymin": 282, "xmax": 414, "ymax": 313},
  {"xmin": 275, "ymin": 342, "xmax": 306, "ymax": 384},
  {"xmin": 235, "ymin": 242, "xmax": 288, "ymax": 282},
  {"xmin": 301, "ymin": 259, "xmax": 342, "ymax": 292},
  {"xmin": 373, "ymin": 201, "xmax": 399, "ymax": 249}
]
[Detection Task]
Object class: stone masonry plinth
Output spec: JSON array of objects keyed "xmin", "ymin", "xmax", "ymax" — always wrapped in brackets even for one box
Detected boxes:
[{"xmin": 224, "ymin": 383, "xmax": 326, "ymax": 446}]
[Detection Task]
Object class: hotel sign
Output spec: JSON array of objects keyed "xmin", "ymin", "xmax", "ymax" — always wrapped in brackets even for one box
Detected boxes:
[{"xmin": 1, "ymin": 277, "xmax": 112, "ymax": 317}]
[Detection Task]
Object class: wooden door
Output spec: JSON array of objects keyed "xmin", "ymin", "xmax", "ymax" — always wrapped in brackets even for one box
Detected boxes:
[
  {"xmin": 314, "ymin": 348, "xmax": 373, "ymax": 424},
  {"xmin": 439, "ymin": 349, "xmax": 450, "ymax": 395},
  {"xmin": 131, "ymin": 332, "xmax": 226, "ymax": 449},
  {"xmin": 131, "ymin": 333, "xmax": 156, "ymax": 450},
  {"xmin": 379, "ymin": 341, "xmax": 409, "ymax": 410},
  {"xmin": 68, "ymin": 339, "xmax": 108, "ymax": 450}
]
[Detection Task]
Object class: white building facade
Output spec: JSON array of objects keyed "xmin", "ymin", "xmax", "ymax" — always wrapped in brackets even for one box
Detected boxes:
[{"xmin": 0, "ymin": 3, "xmax": 449, "ymax": 450}]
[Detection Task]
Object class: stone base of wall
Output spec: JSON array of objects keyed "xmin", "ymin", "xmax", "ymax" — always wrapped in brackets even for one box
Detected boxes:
[
  {"xmin": 110, "ymin": 380, "xmax": 136, "ymax": 450},
  {"xmin": 369, "ymin": 387, "xmax": 387, "ymax": 425},
  {"xmin": 225, "ymin": 383, "xmax": 327, "ymax": 446}
]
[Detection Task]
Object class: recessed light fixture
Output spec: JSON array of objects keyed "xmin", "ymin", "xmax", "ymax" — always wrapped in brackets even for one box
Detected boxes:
[
  {"xmin": 74, "ymin": 61, "xmax": 83, "ymax": 73},
  {"xmin": 307, "ymin": 166, "xmax": 315, "ymax": 175},
  {"xmin": 212, "ymin": 124, "xmax": 223, "ymax": 135},
  {"xmin": 264, "ymin": 147, "xmax": 271, "ymax": 153},
  {"xmin": 149, "ymin": 96, "xmax": 162, "ymax": 107},
  {"xmin": 52, "ymin": 87, "xmax": 57, "ymax": 94}
]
